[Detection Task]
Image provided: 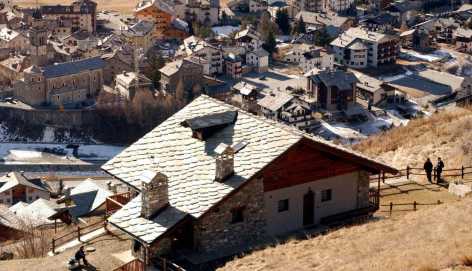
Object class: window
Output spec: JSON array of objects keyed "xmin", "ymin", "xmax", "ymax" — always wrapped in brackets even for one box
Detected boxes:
[
  {"xmin": 231, "ymin": 206, "xmax": 245, "ymax": 224},
  {"xmin": 321, "ymin": 189, "xmax": 332, "ymax": 202},
  {"xmin": 278, "ymin": 199, "xmax": 289, "ymax": 212}
]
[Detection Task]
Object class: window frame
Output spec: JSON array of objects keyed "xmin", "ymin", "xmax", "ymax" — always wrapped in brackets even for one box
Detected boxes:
[
  {"xmin": 230, "ymin": 206, "xmax": 245, "ymax": 224},
  {"xmin": 321, "ymin": 189, "xmax": 332, "ymax": 202},
  {"xmin": 278, "ymin": 199, "xmax": 289, "ymax": 212}
]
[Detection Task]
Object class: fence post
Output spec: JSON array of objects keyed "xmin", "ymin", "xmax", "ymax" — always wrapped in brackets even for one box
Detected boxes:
[
  {"xmin": 382, "ymin": 171, "xmax": 386, "ymax": 183},
  {"xmin": 437, "ymin": 200, "xmax": 441, "ymax": 205},
  {"xmin": 413, "ymin": 201, "xmax": 417, "ymax": 211},
  {"xmin": 389, "ymin": 202, "xmax": 393, "ymax": 216},
  {"xmin": 433, "ymin": 168, "xmax": 437, "ymax": 182},
  {"xmin": 407, "ymin": 166, "xmax": 410, "ymax": 180},
  {"xmin": 462, "ymin": 166, "xmax": 465, "ymax": 179},
  {"xmin": 77, "ymin": 226, "xmax": 81, "ymax": 242},
  {"xmin": 52, "ymin": 239, "xmax": 55, "ymax": 254}
]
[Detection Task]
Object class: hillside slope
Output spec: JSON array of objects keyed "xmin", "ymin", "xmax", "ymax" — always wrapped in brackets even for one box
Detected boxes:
[
  {"xmin": 353, "ymin": 107, "xmax": 472, "ymax": 169},
  {"xmin": 221, "ymin": 107, "xmax": 472, "ymax": 271}
]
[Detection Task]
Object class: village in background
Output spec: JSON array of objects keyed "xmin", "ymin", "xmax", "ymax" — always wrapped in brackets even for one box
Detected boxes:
[{"xmin": 0, "ymin": 0, "xmax": 472, "ymax": 270}]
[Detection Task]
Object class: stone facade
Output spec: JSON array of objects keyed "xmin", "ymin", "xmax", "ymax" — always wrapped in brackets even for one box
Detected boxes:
[
  {"xmin": 141, "ymin": 172, "xmax": 169, "ymax": 219},
  {"xmin": 40, "ymin": 0, "xmax": 97, "ymax": 33},
  {"xmin": 193, "ymin": 177, "xmax": 267, "ymax": 254}
]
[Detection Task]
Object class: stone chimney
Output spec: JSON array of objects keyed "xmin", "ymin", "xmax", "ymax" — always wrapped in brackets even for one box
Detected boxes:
[
  {"xmin": 215, "ymin": 143, "xmax": 235, "ymax": 182},
  {"xmin": 140, "ymin": 170, "xmax": 169, "ymax": 219}
]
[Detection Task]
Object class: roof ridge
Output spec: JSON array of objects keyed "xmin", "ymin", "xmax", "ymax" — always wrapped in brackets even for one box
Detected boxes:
[{"xmin": 197, "ymin": 95, "xmax": 395, "ymax": 171}]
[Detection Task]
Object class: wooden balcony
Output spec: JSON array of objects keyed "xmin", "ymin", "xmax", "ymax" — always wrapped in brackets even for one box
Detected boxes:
[{"xmin": 106, "ymin": 191, "xmax": 132, "ymax": 217}]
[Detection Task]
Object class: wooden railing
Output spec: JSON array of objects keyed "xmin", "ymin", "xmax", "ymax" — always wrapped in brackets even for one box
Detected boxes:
[
  {"xmin": 106, "ymin": 192, "xmax": 132, "ymax": 217},
  {"xmin": 51, "ymin": 219, "xmax": 106, "ymax": 254},
  {"xmin": 381, "ymin": 200, "xmax": 442, "ymax": 216},
  {"xmin": 152, "ymin": 257, "xmax": 186, "ymax": 271},
  {"xmin": 114, "ymin": 259, "xmax": 145, "ymax": 271},
  {"xmin": 370, "ymin": 165, "xmax": 472, "ymax": 183}
]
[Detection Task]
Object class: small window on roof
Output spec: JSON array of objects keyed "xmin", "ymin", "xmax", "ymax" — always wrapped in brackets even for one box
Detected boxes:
[{"xmin": 181, "ymin": 111, "xmax": 238, "ymax": 140}]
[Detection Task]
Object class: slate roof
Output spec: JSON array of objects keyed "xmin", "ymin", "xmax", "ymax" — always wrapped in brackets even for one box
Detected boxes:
[
  {"xmin": 43, "ymin": 57, "xmax": 105, "ymax": 79},
  {"xmin": 0, "ymin": 204, "xmax": 22, "ymax": 231},
  {"xmin": 0, "ymin": 172, "xmax": 48, "ymax": 194},
  {"xmin": 69, "ymin": 179, "xmax": 112, "ymax": 218},
  {"xmin": 14, "ymin": 199, "xmax": 65, "ymax": 227},
  {"xmin": 311, "ymin": 70, "xmax": 358, "ymax": 90},
  {"xmin": 104, "ymin": 95, "xmax": 396, "ymax": 244},
  {"xmin": 258, "ymin": 91, "xmax": 294, "ymax": 111}
]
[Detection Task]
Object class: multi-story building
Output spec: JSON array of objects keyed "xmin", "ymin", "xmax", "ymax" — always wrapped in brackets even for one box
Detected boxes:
[
  {"xmin": 40, "ymin": 0, "xmax": 97, "ymax": 33},
  {"xmin": 224, "ymin": 53, "xmax": 242, "ymax": 79},
  {"xmin": 29, "ymin": 10, "xmax": 49, "ymax": 67},
  {"xmin": 114, "ymin": 71, "xmax": 154, "ymax": 101},
  {"xmin": 246, "ymin": 48, "xmax": 269, "ymax": 73},
  {"xmin": 454, "ymin": 27, "xmax": 472, "ymax": 53},
  {"xmin": 135, "ymin": 0, "xmax": 189, "ymax": 40},
  {"xmin": 14, "ymin": 57, "xmax": 105, "ymax": 107},
  {"xmin": 282, "ymin": 44, "xmax": 334, "ymax": 72},
  {"xmin": 122, "ymin": 20, "xmax": 155, "ymax": 54},
  {"xmin": 292, "ymin": 0, "xmax": 327, "ymax": 13},
  {"xmin": 175, "ymin": 0, "xmax": 219, "ymax": 26},
  {"xmin": 180, "ymin": 36, "xmax": 223, "ymax": 76},
  {"xmin": 159, "ymin": 58, "xmax": 204, "ymax": 95},
  {"xmin": 328, "ymin": 0, "xmax": 354, "ymax": 13},
  {"xmin": 0, "ymin": 27, "xmax": 28, "ymax": 53},
  {"xmin": 249, "ymin": 0, "xmax": 268, "ymax": 13},
  {"xmin": 330, "ymin": 27, "xmax": 399, "ymax": 68},
  {"xmin": 306, "ymin": 69, "xmax": 358, "ymax": 111}
]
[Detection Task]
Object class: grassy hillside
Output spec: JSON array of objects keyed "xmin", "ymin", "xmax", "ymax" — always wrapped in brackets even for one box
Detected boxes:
[
  {"xmin": 353, "ymin": 107, "xmax": 472, "ymax": 169},
  {"xmin": 220, "ymin": 107, "xmax": 472, "ymax": 271},
  {"xmin": 220, "ymin": 195, "xmax": 472, "ymax": 271}
]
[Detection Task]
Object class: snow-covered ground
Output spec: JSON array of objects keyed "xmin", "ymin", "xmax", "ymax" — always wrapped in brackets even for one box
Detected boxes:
[
  {"xmin": 212, "ymin": 25, "xmax": 240, "ymax": 38},
  {"xmin": 399, "ymin": 49, "xmax": 453, "ymax": 63},
  {"xmin": 0, "ymin": 143, "xmax": 124, "ymax": 164},
  {"xmin": 317, "ymin": 109, "xmax": 412, "ymax": 144}
]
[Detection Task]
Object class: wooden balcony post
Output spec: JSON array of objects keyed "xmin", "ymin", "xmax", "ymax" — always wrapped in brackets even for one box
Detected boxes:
[
  {"xmin": 406, "ymin": 166, "xmax": 410, "ymax": 180},
  {"xmin": 77, "ymin": 226, "xmax": 81, "ymax": 242}
]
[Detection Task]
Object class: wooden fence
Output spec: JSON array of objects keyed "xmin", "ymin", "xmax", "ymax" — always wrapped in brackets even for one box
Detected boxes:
[
  {"xmin": 106, "ymin": 192, "xmax": 132, "ymax": 217},
  {"xmin": 51, "ymin": 219, "xmax": 106, "ymax": 254},
  {"xmin": 381, "ymin": 200, "xmax": 443, "ymax": 216},
  {"xmin": 114, "ymin": 259, "xmax": 145, "ymax": 271},
  {"xmin": 370, "ymin": 165, "xmax": 472, "ymax": 183}
]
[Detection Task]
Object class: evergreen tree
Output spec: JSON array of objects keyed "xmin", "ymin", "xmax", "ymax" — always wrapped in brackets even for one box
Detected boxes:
[
  {"xmin": 275, "ymin": 9, "xmax": 290, "ymax": 35},
  {"xmin": 292, "ymin": 15, "xmax": 306, "ymax": 35},
  {"xmin": 263, "ymin": 30, "xmax": 277, "ymax": 56},
  {"xmin": 148, "ymin": 53, "xmax": 165, "ymax": 89}
]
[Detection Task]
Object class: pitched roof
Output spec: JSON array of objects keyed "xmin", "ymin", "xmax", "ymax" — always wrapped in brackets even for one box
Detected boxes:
[
  {"xmin": 104, "ymin": 95, "xmax": 396, "ymax": 244},
  {"xmin": 43, "ymin": 57, "xmax": 105, "ymax": 78},
  {"xmin": 0, "ymin": 204, "xmax": 22, "ymax": 231},
  {"xmin": 331, "ymin": 27, "xmax": 397, "ymax": 48},
  {"xmin": 69, "ymin": 179, "xmax": 112, "ymax": 217},
  {"xmin": 310, "ymin": 70, "xmax": 358, "ymax": 90},
  {"xmin": 295, "ymin": 11, "xmax": 350, "ymax": 28},
  {"xmin": 0, "ymin": 172, "xmax": 48, "ymax": 194},
  {"xmin": 258, "ymin": 91, "xmax": 294, "ymax": 111},
  {"xmin": 159, "ymin": 59, "xmax": 183, "ymax": 77},
  {"xmin": 14, "ymin": 199, "xmax": 67, "ymax": 227}
]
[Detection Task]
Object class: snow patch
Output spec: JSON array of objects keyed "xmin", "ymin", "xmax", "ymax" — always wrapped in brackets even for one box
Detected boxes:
[{"xmin": 212, "ymin": 25, "xmax": 240, "ymax": 38}]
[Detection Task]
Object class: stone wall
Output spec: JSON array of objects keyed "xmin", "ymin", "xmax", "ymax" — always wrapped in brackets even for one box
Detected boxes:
[
  {"xmin": 193, "ymin": 177, "xmax": 267, "ymax": 254},
  {"xmin": 0, "ymin": 105, "xmax": 96, "ymax": 128}
]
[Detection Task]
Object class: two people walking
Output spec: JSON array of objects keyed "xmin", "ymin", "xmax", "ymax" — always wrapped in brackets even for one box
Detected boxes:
[{"xmin": 423, "ymin": 157, "xmax": 444, "ymax": 183}]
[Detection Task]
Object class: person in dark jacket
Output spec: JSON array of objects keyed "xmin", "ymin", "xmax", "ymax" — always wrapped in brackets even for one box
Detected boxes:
[
  {"xmin": 423, "ymin": 158, "xmax": 433, "ymax": 183},
  {"xmin": 75, "ymin": 246, "xmax": 88, "ymax": 266},
  {"xmin": 436, "ymin": 157, "xmax": 445, "ymax": 183}
]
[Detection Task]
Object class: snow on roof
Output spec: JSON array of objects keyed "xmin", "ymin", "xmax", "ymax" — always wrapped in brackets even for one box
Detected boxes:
[{"xmin": 69, "ymin": 179, "xmax": 112, "ymax": 217}]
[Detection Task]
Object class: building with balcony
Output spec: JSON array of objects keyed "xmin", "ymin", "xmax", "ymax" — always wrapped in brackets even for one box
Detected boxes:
[{"xmin": 330, "ymin": 27, "xmax": 399, "ymax": 68}]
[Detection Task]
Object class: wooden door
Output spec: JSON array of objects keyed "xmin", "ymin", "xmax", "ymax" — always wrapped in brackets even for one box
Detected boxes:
[{"xmin": 303, "ymin": 189, "xmax": 315, "ymax": 226}]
